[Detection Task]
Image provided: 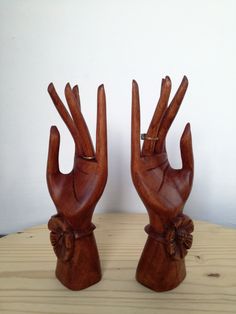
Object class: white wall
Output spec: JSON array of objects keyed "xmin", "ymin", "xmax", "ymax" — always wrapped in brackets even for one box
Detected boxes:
[{"xmin": 0, "ymin": 0, "xmax": 236, "ymax": 234}]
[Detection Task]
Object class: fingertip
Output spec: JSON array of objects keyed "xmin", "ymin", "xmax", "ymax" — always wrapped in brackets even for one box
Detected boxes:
[
  {"xmin": 180, "ymin": 122, "xmax": 193, "ymax": 170},
  {"xmin": 48, "ymin": 82, "xmax": 54, "ymax": 94},
  {"xmin": 132, "ymin": 79, "xmax": 138, "ymax": 88},
  {"xmin": 73, "ymin": 85, "xmax": 79, "ymax": 92},
  {"xmin": 98, "ymin": 84, "xmax": 106, "ymax": 102},
  {"xmin": 98, "ymin": 84, "xmax": 105, "ymax": 96},
  {"xmin": 183, "ymin": 75, "xmax": 189, "ymax": 86},
  {"xmin": 132, "ymin": 80, "xmax": 139, "ymax": 98},
  {"xmin": 185, "ymin": 122, "xmax": 191, "ymax": 134},
  {"xmin": 49, "ymin": 125, "xmax": 60, "ymax": 150},
  {"xmin": 48, "ymin": 126, "xmax": 60, "ymax": 175},
  {"xmin": 176, "ymin": 76, "xmax": 188, "ymax": 95},
  {"xmin": 181, "ymin": 122, "xmax": 192, "ymax": 143},
  {"xmin": 165, "ymin": 76, "xmax": 171, "ymax": 86},
  {"xmin": 65, "ymin": 82, "xmax": 72, "ymax": 93},
  {"xmin": 50, "ymin": 125, "xmax": 56, "ymax": 132},
  {"xmin": 50, "ymin": 125, "xmax": 60, "ymax": 139},
  {"xmin": 132, "ymin": 80, "xmax": 140, "ymax": 113},
  {"xmin": 50, "ymin": 125, "xmax": 58, "ymax": 132}
]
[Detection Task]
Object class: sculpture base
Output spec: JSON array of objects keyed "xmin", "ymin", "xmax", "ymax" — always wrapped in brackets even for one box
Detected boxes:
[
  {"xmin": 136, "ymin": 235, "xmax": 186, "ymax": 292},
  {"xmin": 55, "ymin": 233, "xmax": 102, "ymax": 290}
]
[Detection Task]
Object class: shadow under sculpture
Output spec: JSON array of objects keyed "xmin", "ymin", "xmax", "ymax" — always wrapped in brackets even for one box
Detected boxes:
[
  {"xmin": 46, "ymin": 83, "xmax": 107, "ymax": 290},
  {"xmin": 131, "ymin": 76, "xmax": 194, "ymax": 291}
]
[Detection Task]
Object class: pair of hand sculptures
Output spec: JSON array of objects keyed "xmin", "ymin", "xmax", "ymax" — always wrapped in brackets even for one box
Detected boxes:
[{"xmin": 47, "ymin": 76, "xmax": 194, "ymax": 291}]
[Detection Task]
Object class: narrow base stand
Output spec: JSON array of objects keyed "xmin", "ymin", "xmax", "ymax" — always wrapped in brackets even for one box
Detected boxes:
[
  {"xmin": 55, "ymin": 233, "xmax": 101, "ymax": 290},
  {"xmin": 48, "ymin": 215, "xmax": 101, "ymax": 290},
  {"xmin": 136, "ymin": 236, "xmax": 186, "ymax": 292}
]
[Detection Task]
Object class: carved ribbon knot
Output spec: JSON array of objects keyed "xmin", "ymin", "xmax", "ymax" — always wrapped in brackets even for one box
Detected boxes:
[
  {"xmin": 48, "ymin": 215, "xmax": 75, "ymax": 262},
  {"xmin": 165, "ymin": 214, "xmax": 194, "ymax": 260},
  {"xmin": 145, "ymin": 214, "xmax": 194, "ymax": 260},
  {"xmin": 48, "ymin": 215, "xmax": 96, "ymax": 262}
]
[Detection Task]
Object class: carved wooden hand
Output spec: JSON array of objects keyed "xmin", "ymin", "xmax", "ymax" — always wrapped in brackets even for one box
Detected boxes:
[
  {"xmin": 47, "ymin": 83, "xmax": 107, "ymax": 290},
  {"xmin": 131, "ymin": 76, "xmax": 194, "ymax": 291}
]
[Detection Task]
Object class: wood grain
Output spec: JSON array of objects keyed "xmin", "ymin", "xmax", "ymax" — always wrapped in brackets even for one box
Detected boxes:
[
  {"xmin": 46, "ymin": 83, "xmax": 107, "ymax": 290},
  {"xmin": 131, "ymin": 77, "xmax": 194, "ymax": 291},
  {"xmin": 0, "ymin": 213, "xmax": 236, "ymax": 314}
]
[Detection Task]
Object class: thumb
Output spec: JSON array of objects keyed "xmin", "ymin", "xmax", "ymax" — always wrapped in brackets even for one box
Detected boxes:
[
  {"xmin": 47, "ymin": 126, "xmax": 60, "ymax": 175},
  {"xmin": 180, "ymin": 123, "xmax": 194, "ymax": 171}
]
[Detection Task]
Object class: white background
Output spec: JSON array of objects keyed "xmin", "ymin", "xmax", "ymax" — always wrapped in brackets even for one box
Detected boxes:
[{"xmin": 0, "ymin": 0, "xmax": 236, "ymax": 234}]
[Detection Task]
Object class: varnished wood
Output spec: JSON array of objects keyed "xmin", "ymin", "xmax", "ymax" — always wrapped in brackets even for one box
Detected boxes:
[
  {"xmin": 0, "ymin": 214, "xmax": 236, "ymax": 314},
  {"xmin": 46, "ymin": 83, "xmax": 107, "ymax": 290},
  {"xmin": 131, "ymin": 76, "xmax": 194, "ymax": 291}
]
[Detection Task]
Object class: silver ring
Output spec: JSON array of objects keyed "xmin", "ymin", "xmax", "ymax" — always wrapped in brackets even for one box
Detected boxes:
[{"xmin": 141, "ymin": 133, "xmax": 159, "ymax": 141}]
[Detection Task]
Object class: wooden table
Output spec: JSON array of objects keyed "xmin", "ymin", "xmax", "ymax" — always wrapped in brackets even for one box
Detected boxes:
[{"xmin": 0, "ymin": 213, "xmax": 236, "ymax": 314}]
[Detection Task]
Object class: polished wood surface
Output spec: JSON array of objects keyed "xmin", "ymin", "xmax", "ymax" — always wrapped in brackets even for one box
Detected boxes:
[
  {"xmin": 46, "ymin": 83, "xmax": 107, "ymax": 290},
  {"xmin": 0, "ymin": 214, "xmax": 236, "ymax": 314},
  {"xmin": 131, "ymin": 77, "xmax": 194, "ymax": 291}
]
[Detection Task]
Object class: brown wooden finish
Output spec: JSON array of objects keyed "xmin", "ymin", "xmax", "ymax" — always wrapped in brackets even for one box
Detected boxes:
[
  {"xmin": 47, "ymin": 83, "xmax": 107, "ymax": 290},
  {"xmin": 131, "ymin": 76, "xmax": 194, "ymax": 291},
  {"xmin": 1, "ymin": 215, "xmax": 236, "ymax": 313}
]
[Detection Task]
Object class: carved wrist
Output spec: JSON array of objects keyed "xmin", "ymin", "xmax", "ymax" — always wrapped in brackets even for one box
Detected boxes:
[
  {"xmin": 136, "ymin": 214, "xmax": 194, "ymax": 291},
  {"xmin": 48, "ymin": 215, "xmax": 96, "ymax": 261},
  {"xmin": 146, "ymin": 213, "xmax": 194, "ymax": 260},
  {"xmin": 48, "ymin": 215, "xmax": 101, "ymax": 290}
]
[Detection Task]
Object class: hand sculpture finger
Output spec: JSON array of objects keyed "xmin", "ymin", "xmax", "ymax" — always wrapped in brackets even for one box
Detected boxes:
[
  {"xmin": 65, "ymin": 83, "xmax": 95, "ymax": 158},
  {"xmin": 155, "ymin": 76, "xmax": 188, "ymax": 153},
  {"xmin": 72, "ymin": 85, "xmax": 81, "ymax": 110},
  {"xmin": 131, "ymin": 80, "xmax": 141, "ymax": 166},
  {"xmin": 142, "ymin": 77, "xmax": 171, "ymax": 156},
  {"xmin": 48, "ymin": 83, "xmax": 82, "ymax": 155},
  {"xmin": 47, "ymin": 125, "xmax": 60, "ymax": 176},
  {"xmin": 96, "ymin": 85, "xmax": 107, "ymax": 166},
  {"xmin": 180, "ymin": 123, "xmax": 194, "ymax": 171}
]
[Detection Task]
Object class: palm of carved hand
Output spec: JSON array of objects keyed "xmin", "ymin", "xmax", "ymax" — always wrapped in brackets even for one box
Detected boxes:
[
  {"xmin": 47, "ymin": 83, "xmax": 107, "ymax": 230},
  {"xmin": 131, "ymin": 77, "xmax": 193, "ymax": 229}
]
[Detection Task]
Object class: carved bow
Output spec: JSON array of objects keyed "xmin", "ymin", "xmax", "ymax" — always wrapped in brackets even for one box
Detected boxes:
[
  {"xmin": 48, "ymin": 215, "xmax": 96, "ymax": 262},
  {"xmin": 145, "ymin": 214, "xmax": 194, "ymax": 260},
  {"xmin": 165, "ymin": 214, "xmax": 194, "ymax": 260},
  {"xmin": 48, "ymin": 215, "xmax": 75, "ymax": 262}
]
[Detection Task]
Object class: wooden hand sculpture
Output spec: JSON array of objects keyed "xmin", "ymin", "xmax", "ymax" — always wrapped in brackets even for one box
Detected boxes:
[
  {"xmin": 131, "ymin": 76, "xmax": 194, "ymax": 291},
  {"xmin": 47, "ymin": 83, "xmax": 107, "ymax": 290}
]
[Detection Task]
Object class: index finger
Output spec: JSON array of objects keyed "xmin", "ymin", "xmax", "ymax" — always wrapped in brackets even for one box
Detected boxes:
[
  {"xmin": 142, "ymin": 76, "xmax": 171, "ymax": 156},
  {"xmin": 48, "ymin": 83, "xmax": 83, "ymax": 155},
  {"xmin": 72, "ymin": 85, "xmax": 81, "ymax": 110},
  {"xmin": 155, "ymin": 76, "xmax": 188, "ymax": 153},
  {"xmin": 65, "ymin": 83, "xmax": 95, "ymax": 157}
]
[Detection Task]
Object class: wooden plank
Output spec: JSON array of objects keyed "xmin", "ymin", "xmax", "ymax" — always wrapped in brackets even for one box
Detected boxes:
[{"xmin": 0, "ymin": 213, "xmax": 236, "ymax": 313}]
